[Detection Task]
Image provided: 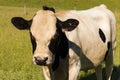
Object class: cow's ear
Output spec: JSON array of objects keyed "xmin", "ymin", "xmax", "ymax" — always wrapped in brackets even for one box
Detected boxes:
[
  {"xmin": 11, "ymin": 17, "xmax": 32, "ymax": 30},
  {"xmin": 57, "ymin": 18, "xmax": 79, "ymax": 31}
]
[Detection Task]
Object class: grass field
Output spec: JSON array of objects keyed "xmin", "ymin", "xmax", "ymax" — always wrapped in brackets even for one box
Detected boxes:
[{"xmin": 0, "ymin": 0, "xmax": 120, "ymax": 80}]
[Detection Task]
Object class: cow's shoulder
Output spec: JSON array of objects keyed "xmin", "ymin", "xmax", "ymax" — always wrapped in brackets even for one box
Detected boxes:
[{"xmin": 55, "ymin": 10, "xmax": 78, "ymax": 21}]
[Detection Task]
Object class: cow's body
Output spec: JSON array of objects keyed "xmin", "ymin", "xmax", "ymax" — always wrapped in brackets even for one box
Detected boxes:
[
  {"xmin": 11, "ymin": 4, "xmax": 116, "ymax": 80},
  {"xmin": 55, "ymin": 4, "xmax": 116, "ymax": 80}
]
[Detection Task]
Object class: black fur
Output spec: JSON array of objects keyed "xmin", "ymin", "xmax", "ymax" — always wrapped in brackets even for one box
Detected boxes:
[
  {"xmin": 49, "ymin": 27, "xmax": 69, "ymax": 71},
  {"xmin": 30, "ymin": 32, "xmax": 36, "ymax": 53},
  {"xmin": 57, "ymin": 18, "xmax": 79, "ymax": 31},
  {"xmin": 11, "ymin": 17, "xmax": 32, "ymax": 30},
  {"xmin": 104, "ymin": 41, "xmax": 111, "ymax": 60},
  {"xmin": 43, "ymin": 6, "xmax": 55, "ymax": 13},
  {"xmin": 99, "ymin": 28, "xmax": 106, "ymax": 43},
  {"xmin": 107, "ymin": 41, "xmax": 111, "ymax": 50}
]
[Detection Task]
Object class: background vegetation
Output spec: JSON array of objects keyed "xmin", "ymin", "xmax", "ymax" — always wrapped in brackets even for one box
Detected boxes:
[{"xmin": 0, "ymin": 0, "xmax": 120, "ymax": 80}]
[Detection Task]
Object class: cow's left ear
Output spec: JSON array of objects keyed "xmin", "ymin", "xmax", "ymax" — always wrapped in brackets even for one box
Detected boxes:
[
  {"xmin": 57, "ymin": 19, "xmax": 79, "ymax": 31},
  {"xmin": 11, "ymin": 17, "xmax": 32, "ymax": 30}
]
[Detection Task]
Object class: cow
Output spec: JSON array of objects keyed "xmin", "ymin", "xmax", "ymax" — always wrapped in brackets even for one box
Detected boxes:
[{"xmin": 11, "ymin": 4, "xmax": 116, "ymax": 80}]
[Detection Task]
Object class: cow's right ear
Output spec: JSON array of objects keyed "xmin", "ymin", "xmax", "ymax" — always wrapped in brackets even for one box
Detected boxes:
[{"xmin": 11, "ymin": 17, "xmax": 32, "ymax": 30}]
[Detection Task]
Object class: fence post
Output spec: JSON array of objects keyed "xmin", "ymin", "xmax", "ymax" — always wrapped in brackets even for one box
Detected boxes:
[{"xmin": 24, "ymin": 0, "xmax": 27, "ymax": 15}]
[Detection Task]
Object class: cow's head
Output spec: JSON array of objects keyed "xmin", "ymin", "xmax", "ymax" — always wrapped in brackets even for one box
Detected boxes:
[{"xmin": 11, "ymin": 6, "xmax": 79, "ymax": 69}]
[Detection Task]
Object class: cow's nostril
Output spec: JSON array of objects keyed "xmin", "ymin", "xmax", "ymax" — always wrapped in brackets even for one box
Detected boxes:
[
  {"xmin": 34, "ymin": 56, "xmax": 40, "ymax": 61},
  {"xmin": 34, "ymin": 56, "xmax": 48, "ymax": 65},
  {"xmin": 44, "ymin": 57, "xmax": 48, "ymax": 61}
]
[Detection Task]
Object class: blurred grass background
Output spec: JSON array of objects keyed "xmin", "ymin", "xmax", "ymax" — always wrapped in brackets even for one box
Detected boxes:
[{"xmin": 0, "ymin": 0, "xmax": 120, "ymax": 80}]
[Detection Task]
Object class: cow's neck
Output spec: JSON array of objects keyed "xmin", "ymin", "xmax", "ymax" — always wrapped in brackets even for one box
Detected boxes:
[
  {"xmin": 47, "ymin": 56, "xmax": 69, "ymax": 80},
  {"xmin": 44, "ymin": 29, "xmax": 69, "ymax": 80},
  {"xmin": 48, "ymin": 28, "xmax": 69, "ymax": 69}
]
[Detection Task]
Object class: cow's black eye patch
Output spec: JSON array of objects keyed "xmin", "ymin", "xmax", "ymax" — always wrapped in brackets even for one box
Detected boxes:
[
  {"xmin": 99, "ymin": 28, "xmax": 106, "ymax": 43},
  {"xmin": 30, "ymin": 32, "xmax": 36, "ymax": 53}
]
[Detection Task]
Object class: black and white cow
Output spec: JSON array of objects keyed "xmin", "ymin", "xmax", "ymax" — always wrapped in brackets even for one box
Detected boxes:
[{"xmin": 11, "ymin": 4, "xmax": 116, "ymax": 80}]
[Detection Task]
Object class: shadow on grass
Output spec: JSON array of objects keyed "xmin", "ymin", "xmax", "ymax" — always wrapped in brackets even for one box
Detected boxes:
[{"xmin": 79, "ymin": 66, "xmax": 120, "ymax": 80}]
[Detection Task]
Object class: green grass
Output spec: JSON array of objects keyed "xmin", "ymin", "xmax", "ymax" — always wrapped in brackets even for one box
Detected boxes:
[
  {"xmin": 0, "ymin": 0, "xmax": 120, "ymax": 80},
  {"xmin": 0, "ymin": 6, "xmax": 44, "ymax": 80},
  {"xmin": 0, "ymin": 0, "xmax": 120, "ymax": 11}
]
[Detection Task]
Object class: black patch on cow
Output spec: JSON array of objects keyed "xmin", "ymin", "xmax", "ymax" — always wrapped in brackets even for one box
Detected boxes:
[
  {"xmin": 107, "ymin": 41, "xmax": 111, "ymax": 50},
  {"xmin": 104, "ymin": 41, "xmax": 111, "ymax": 60},
  {"xmin": 57, "ymin": 18, "xmax": 79, "ymax": 31},
  {"xmin": 99, "ymin": 28, "xmax": 106, "ymax": 43},
  {"xmin": 42, "ymin": 6, "xmax": 55, "ymax": 13},
  {"xmin": 30, "ymin": 32, "xmax": 36, "ymax": 53},
  {"xmin": 48, "ymin": 24, "xmax": 69, "ymax": 71},
  {"xmin": 11, "ymin": 17, "xmax": 32, "ymax": 30}
]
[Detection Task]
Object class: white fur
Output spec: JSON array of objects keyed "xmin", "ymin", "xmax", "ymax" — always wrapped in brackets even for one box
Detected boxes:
[{"xmin": 55, "ymin": 4, "xmax": 116, "ymax": 80}]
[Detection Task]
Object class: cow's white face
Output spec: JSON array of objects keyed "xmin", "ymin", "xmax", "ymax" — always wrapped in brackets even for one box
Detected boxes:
[
  {"xmin": 11, "ymin": 6, "xmax": 79, "ymax": 67},
  {"xmin": 30, "ymin": 10, "xmax": 57, "ymax": 65}
]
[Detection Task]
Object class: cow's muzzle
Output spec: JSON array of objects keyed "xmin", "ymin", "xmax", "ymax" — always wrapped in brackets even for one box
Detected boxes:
[{"xmin": 34, "ymin": 57, "xmax": 48, "ymax": 65}]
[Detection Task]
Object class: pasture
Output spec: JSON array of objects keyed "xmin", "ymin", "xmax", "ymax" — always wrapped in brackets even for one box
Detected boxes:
[{"xmin": 0, "ymin": 0, "xmax": 120, "ymax": 80}]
